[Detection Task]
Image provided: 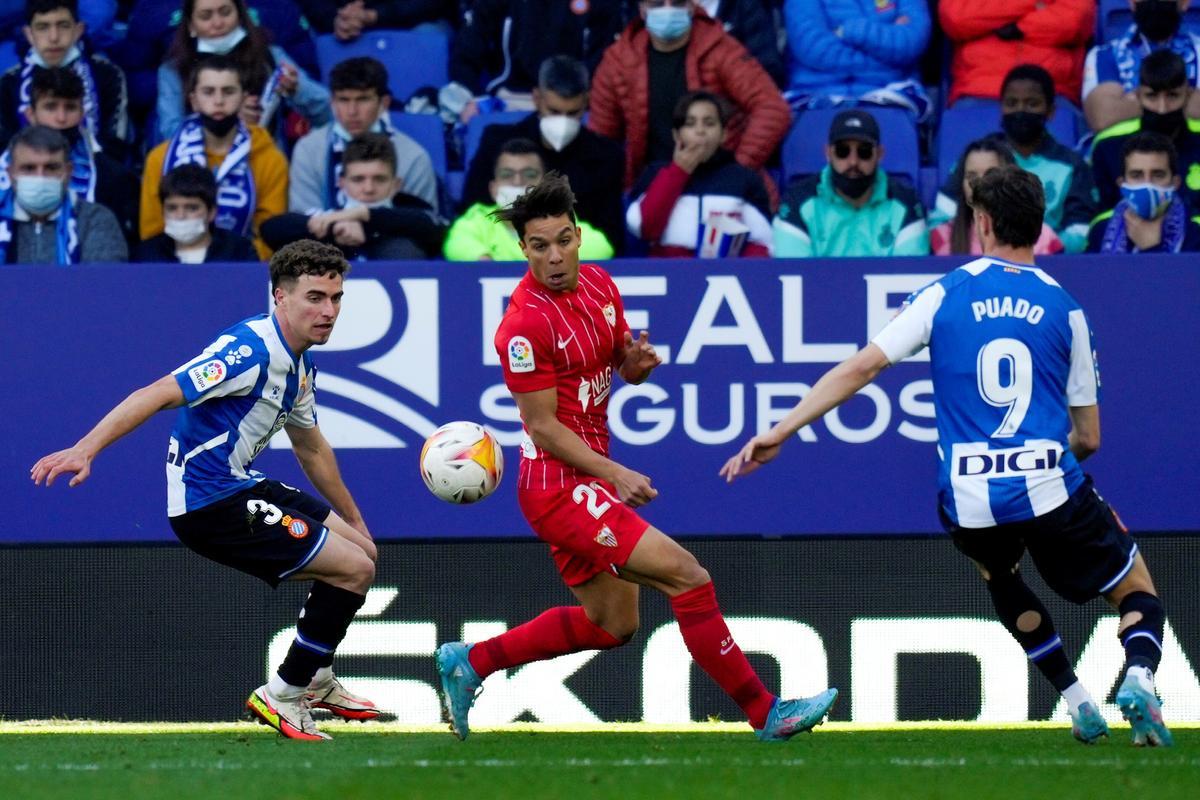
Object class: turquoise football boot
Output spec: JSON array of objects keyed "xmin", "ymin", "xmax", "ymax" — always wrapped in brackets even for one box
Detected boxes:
[
  {"xmin": 435, "ymin": 641, "xmax": 482, "ymax": 740},
  {"xmin": 1069, "ymin": 701, "xmax": 1109, "ymax": 744},
  {"xmin": 1117, "ymin": 673, "xmax": 1174, "ymax": 747},
  {"xmin": 755, "ymin": 688, "xmax": 838, "ymax": 742}
]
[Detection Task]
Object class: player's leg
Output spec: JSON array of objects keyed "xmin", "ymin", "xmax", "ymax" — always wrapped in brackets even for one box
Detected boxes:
[
  {"xmin": 322, "ymin": 509, "xmax": 378, "ymax": 562},
  {"xmin": 437, "ymin": 571, "xmax": 635, "ymax": 740},
  {"xmin": 1104, "ymin": 554, "xmax": 1172, "ymax": 747},
  {"xmin": 950, "ymin": 519, "xmax": 1106, "ymax": 744},
  {"xmin": 619, "ymin": 527, "xmax": 837, "ymax": 740}
]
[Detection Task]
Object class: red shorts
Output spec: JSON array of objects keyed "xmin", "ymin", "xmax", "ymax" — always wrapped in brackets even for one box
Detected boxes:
[{"xmin": 517, "ymin": 478, "xmax": 651, "ymax": 586}]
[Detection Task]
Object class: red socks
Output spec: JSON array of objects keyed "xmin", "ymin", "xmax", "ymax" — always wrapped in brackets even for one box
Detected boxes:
[
  {"xmin": 468, "ymin": 606, "xmax": 623, "ymax": 679},
  {"xmin": 670, "ymin": 581, "xmax": 775, "ymax": 729}
]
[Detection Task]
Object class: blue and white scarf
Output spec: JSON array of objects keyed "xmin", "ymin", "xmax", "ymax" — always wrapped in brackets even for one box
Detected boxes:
[
  {"xmin": 1099, "ymin": 197, "xmax": 1187, "ymax": 253},
  {"xmin": 258, "ymin": 65, "xmax": 285, "ymax": 129},
  {"xmin": 18, "ymin": 42, "xmax": 101, "ymax": 138},
  {"xmin": 0, "ymin": 128, "xmax": 97, "ymax": 201},
  {"xmin": 325, "ymin": 115, "xmax": 395, "ymax": 211},
  {"xmin": 1112, "ymin": 24, "xmax": 1200, "ymax": 91},
  {"xmin": 0, "ymin": 186, "xmax": 80, "ymax": 265},
  {"xmin": 163, "ymin": 114, "xmax": 256, "ymax": 237}
]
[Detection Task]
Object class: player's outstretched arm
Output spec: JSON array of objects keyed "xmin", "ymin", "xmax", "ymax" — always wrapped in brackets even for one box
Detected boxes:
[
  {"xmin": 513, "ymin": 386, "xmax": 658, "ymax": 507},
  {"xmin": 719, "ymin": 344, "xmax": 892, "ymax": 483},
  {"xmin": 284, "ymin": 422, "xmax": 371, "ymax": 537},
  {"xmin": 30, "ymin": 374, "xmax": 185, "ymax": 488},
  {"xmin": 618, "ymin": 330, "xmax": 662, "ymax": 385}
]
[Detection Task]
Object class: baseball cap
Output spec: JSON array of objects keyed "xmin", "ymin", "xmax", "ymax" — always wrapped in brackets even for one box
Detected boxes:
[{"xmin": 827, "ymin": 110, "xmax": 880, "ymax": 145}]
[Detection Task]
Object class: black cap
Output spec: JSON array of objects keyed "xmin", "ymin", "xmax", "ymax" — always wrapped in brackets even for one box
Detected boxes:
[{"xmin": 827, "ymin": 110, "xmax": 880, "ymax": 145}]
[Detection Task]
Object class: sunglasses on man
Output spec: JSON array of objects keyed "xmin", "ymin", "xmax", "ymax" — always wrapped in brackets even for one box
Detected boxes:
[{"xmin": 833, "ymin": 142, "xmax": 876, "ymax": 160}]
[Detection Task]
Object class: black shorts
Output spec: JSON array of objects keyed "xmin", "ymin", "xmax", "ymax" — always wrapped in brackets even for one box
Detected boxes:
[
  {"xmin": 941, "ymin": 476, "xmax": 1138, "ymax": 604},
  {"xmin": 169, "ymin": 480, "xmax": 332, "ymax": 588}
]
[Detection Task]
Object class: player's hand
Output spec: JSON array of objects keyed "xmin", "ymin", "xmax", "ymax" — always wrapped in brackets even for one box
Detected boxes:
[
  {"xmin": 621, "ymin": 330, "xmax": 662, "ymax": 376},
  {"xmin": 611, "ymin": 466, "xmax": 658, "ymax": 508},
  {"xmin": 30, "ymin": 447, "xmax": 93, "ymax": 488},
  {"xmin": 333, "ymin": 220, "xmax": 366, "ymax": 246},
  {"xmin": 719, "ymin": 435, "xmax": 783, "ymax": 483}
]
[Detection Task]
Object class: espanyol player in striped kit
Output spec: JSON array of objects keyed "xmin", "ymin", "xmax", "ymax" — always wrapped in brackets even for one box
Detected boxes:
[
  {"xmin": 435, "ymin": 173, "xmax": 837, "ymax": 741},
  {"xmin": 723, "ymin": 165, "xmax": 1173, "ymax": 747},
  {"xmin": 31, "ymin": 241, "xmax": 380, "ymax": 741}
]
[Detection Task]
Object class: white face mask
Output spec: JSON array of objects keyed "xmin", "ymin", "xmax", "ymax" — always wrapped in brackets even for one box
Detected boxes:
[
  {"xmin": 494, "ymin": 184, "xmax": 526, "ymax": 209},
  {"xmin": 164, "ymin": 216, "xmax": 209, "ymax": 245},
  {"xmin": 195, "ymin": 26, "xmax": 248, "ymax": 55},
  {"xmin": 15, "ymin": 175, "xmax": 64, "ymax": 215},
  {"xmin": 31, "ymin": 43, "xmax": 81, "ymax": 68},
  {"xmin": 539, "ymin": 115, "xmax": 581, "ymax": 152},
  {"xmin": 343, "ymin": 196, "xmax": 393, "ymax": 210}
]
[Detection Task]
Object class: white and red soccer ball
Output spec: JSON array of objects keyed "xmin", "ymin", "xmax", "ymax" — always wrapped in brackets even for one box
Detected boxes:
[{"xmin": 419, "ymin": 421, "xmax": 504, "ymax": 504}]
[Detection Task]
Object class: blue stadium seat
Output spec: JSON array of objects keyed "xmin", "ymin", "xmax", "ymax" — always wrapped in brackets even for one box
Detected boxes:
[
  {"xmin": 316, "ymin": 29, "xmax": 449, "ymax": 104},
  {"xmin": 1098, "ymin": 0, "xmax": 1200, "ymax": 43},
  {"xmin": 388, "ymin": 111, "xmax": 447, "ymax": 178},
  {"xmin": 464, "ymin": 111, "xmax": 528, "ymax": 173},
  {"xmin": 936, "ymin": 98, "xmax": 1081, "ymax": 188},
  {"xmin": 782, "ymin": 107, "xmax": 920, "ymax": 189},
  {"xmin": 0, "ymin": 41, "xmax": 18, "ymax": 75}
]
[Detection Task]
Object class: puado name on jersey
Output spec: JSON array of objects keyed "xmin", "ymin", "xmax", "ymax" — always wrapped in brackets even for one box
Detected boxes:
[
  {"xmin": 577, "ymin": 365, "xmax": 613, "ymax": 412},
  {"xmin": 971, "ymin": 296, "xmax": 1045, "ymax": 325}
]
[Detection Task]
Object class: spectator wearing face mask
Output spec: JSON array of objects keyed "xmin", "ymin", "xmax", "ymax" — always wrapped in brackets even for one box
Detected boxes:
[
  {"xmin": 0, "ymin": 125, "xmax": 126, "ymax": 264},
  {"xmin": 1084, "ymin": 0, "xmax": 1200, "ymax": 132},
  {"xmin": 461, "ymin": 55, "xmax": 626, "ymax": 254},
  {"xmin": 262, "ymin": 132, "xmax": 445, "ymax": 260},
  {"xmin": 933, "ymin": 65, "xmax": 1096, "ymax": 253},
  {"xmin": 134, "ymin": 164, "xmax": 260, "ymax": 262},
  {"xmin": 1091, "ymin": 49, "xmax": 1200, "ymax": 211},
  {"xmin": 773, "ymin": 109, "xmax": 927, "ymax": 257},
  {"xmin": 1087, "ymin": 131, "xmax": 1200, "ymax": 252},
  {"xmin": 445, "ymin": 138, "xmax": 614, "ymax": 261}
]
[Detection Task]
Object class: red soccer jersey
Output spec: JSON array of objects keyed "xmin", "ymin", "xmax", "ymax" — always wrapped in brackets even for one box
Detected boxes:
[{"xmin": 494, "ymin": 263, "xmax": 631, "ymax": 491}]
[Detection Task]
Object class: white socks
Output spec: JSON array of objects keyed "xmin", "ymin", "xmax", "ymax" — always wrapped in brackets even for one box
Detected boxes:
[
  {"xmin": 268, "ymin": 672, "xmax": 308, "ymax": 700},
  {"xmin": 310, "ymin": 666, "xmax": 334, "ymax": 688},
  {"xmin": 1126, "ymin": 665, "xmax": 1156, "ymax": 694},
  {"xmin": 1061, "ymin": 681, "xmax": 1094, "ymax": 712}
]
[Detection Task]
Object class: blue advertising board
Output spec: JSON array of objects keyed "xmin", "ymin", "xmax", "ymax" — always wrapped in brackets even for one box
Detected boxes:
[{"xmin": 3, "ymin": 256, "xmax": 1197, "ymax": 543}]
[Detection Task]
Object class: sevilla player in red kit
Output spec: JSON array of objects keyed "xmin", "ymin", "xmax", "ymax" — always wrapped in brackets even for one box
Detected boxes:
[{"xmin": 435, "ymin": 174, "xmax": 837, "ymax": 741}]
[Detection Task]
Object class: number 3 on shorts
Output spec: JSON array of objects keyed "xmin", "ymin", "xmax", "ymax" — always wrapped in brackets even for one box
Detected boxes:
[
  {"xmin": 572, "ymin": 482, "xmax": 621, "ymax": 519},
  {"xmin": 247, "ymin": 499, "xmax": 283, "ymax": 524}
]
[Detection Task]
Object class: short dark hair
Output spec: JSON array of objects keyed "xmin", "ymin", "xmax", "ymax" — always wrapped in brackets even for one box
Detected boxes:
[
  {"xmin": 187, "ymin": 54, "xmax": 243, "ymax": 94},
  {"xmin": 159, "ymin": 164, "xmax": 218, "ymax": 209},
  {"xmin": 26, "ymin": 0, "xmax": 76, "ymax": 24},
  {"xmin": 269, "ymin": 240, "xmax": 351, "ymax": 292},
  {"xmin": 29, "ymin": 66, "xmax": 84, "ymax": 105},
  {"xmin": 672, "ymin": 90, "xmax": 728, "ymax": 129},
  {"xmin": 1140, "ymin": 49, "xmax": 1187, "ymax": 93},
  {"xmin": 9, "ymin": 124, "xmax": 68, "ymax": 159},
  {"xmin": 537, "ymin": 55, "xmax": 589, "ymax": 98},
  {"xmin": 342, "ymin": 132, "xmax": 397, "ymax": 174},
  {"xmin": 329, "ymin": 57, "xmax": 390, "ymax": 97},
  {"xmin": 1122, "ymin": 131, "xmax": 1179, "ymax": 176},
  {"xmin": 490, "ymin": 170, "xmax": 577, "ymax": 238},
  {"xmin": 1001, "ymin": 64, "xmax": 1055, "ymax": 105},
  {"xmin": 967, "ymin": 165, "xmax": 1044, "ymax": 248}
]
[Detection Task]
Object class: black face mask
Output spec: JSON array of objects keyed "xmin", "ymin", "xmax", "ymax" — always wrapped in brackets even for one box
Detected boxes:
[
  {"xmin": 1142, "ymin": 106, "xmax": 1186, "ymax": 137},
  {"xmin": 831, "ymin": 168, "xmax": 875, "ymax": 199},
  {"xmin": 200, "ymin": 113, "xmax": 238, "ymax": 136},
  {"xmin": 1002, "ymin": 111, "xmax": 1047, "ymax": 146},
  {"xmin": 1135, "ymin": 0, "xmax": 1182, "ymax": 42}
]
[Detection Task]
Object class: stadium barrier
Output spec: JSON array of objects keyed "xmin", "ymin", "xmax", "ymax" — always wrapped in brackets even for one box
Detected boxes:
[
  {"xmin": 4, "ymin": 257, "xmax": 1198, "ymax": 543},
  {"xmin": 2, "ymin": 537, "xmax": 1198, "ymax": 724}
]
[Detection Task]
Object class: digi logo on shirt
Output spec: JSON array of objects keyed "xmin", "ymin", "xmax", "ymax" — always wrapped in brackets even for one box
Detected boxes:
[
  {"xmin": 188, "ymin": 359, "xmax": 227, "ymax": 392},
  {"xmin": 508, "ymin": 336, "xmax": 535, "ymax": 373}
]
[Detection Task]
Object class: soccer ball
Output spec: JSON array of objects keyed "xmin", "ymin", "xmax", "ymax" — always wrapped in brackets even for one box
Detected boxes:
[{"xmin": 419, "ymin": 421, "xmax": 505, "ymax": 504}]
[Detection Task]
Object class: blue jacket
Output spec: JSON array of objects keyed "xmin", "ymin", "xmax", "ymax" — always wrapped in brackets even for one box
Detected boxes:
[{"xmin": 783, "ymin": 0, "xmax": 930, "ymax": 96}]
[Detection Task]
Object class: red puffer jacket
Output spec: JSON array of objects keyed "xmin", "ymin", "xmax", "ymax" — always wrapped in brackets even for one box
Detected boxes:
[
  {"xmin": 589, "ymin": 12, "xmax": 790, "ymax": 190},
  {"xmin": 940, "ymin": 0, "xmax": 1095, "ymax": 104}
]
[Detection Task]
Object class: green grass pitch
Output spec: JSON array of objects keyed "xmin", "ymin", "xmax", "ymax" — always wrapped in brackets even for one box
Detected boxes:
[{"xmin": 0, "ymin": 722, "xmax": 1195, "ymax": 800}]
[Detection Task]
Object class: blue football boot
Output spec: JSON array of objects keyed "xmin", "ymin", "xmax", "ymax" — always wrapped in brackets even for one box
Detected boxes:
[
  {"xmin": 435, "ymin": 642, "xmax": 482, "ymax": 740},
  {"xmin": 755, "ymin": 688, "xmax": 838, "ymax": 742},
  {"xmin": 1117, "ymin": 673, "xmax": 1174, "ymax": 747},
  {"xmin": 1069, "ymin": 701, "xmax": 1109, "ymax": 744}
]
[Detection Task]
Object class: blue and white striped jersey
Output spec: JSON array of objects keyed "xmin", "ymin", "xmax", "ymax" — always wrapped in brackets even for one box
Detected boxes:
[
  {"xmin": 166, "ymin": 314, "xmax": 317, "ymax": 517},
  {"xmin": 872, "ymin": 257, "xmax": 1101, "ymax": 529}
]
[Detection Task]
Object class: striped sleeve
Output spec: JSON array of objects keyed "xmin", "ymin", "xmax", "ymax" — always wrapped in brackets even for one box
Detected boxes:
[
  {"xmin": 1066, "ymin": 308, "xmax": 1100, "ymax": 406},
  {"xmin": 871, "ymin": 281, "xmax": 946, "ymax": 364}
]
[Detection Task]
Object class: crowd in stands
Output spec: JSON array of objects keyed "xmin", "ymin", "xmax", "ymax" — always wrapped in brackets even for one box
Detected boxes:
[{"xmin": 6, "ymin": 0, "xmax": 1200, "ymax": 267}]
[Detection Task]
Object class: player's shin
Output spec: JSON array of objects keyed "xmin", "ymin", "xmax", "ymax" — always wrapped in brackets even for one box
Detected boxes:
[
  {"xmin": 669, "ymin": 581, "xmax": 775, "ymax": 729},
  {"xmin": 985, "ymin": 572, "xmax": 1086, "ymax": 698},
  {"xmin": 467, "ymin": 606, "xmax": 623, "ymax": 679},
  {"xmin": 1118, "ymin": 591, "xmax": 1165, "ymax": 685},
  {"xmin": 273, "ymin": 581, "xmax": 367, "ymax": 694}
]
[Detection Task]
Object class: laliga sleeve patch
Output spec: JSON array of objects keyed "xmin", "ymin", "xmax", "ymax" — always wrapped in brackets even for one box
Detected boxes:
[
  {"xmin": 188, "ymin": 359, "xmax": 227, "ymax": 392},
  {"xmin": 508, "ymin": 336, "xmax": 536, "ymax": 373}
]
